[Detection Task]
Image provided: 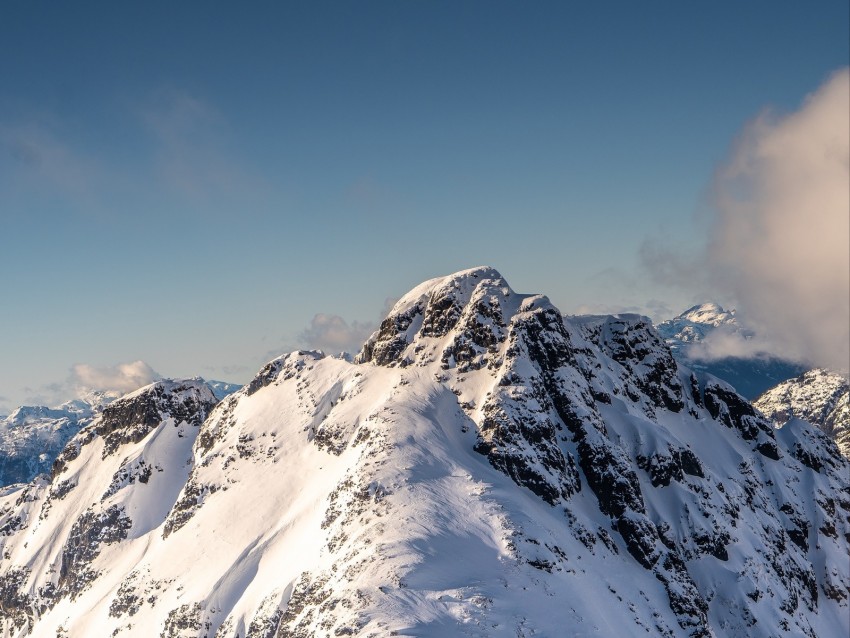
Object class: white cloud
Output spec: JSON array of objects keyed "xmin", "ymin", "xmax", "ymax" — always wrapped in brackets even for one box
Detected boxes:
[
  {"xmin": 706, "ymin": 68, "xmax": 849, "ymax": 371},
  {"xmin": 14, "ymin": 361, "xmax": 160, "ymax": 408},
  {"xmin": 296, "ymin": 298, "xmax": 397, "ymax": 357},
  {"xmin": 643, "ymin": 68, "xmax": 850, "ymax": 371},
  {"xmin": 71, "ymin": 360, "xmax": 161, "ymax": 395},
  {"xmin": 685, "ymin": 328, "xmax": 775, "ymax": 362}
]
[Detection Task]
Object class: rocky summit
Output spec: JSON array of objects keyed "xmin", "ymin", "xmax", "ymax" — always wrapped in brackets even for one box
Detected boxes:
[{"xmin": 0, "ymin": 268, "xmax": 847, "ymax": 638}]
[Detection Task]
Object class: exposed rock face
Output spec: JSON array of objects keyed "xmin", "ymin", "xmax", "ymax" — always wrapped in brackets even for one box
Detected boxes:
[
  {"xmin": 58, "ymin": 505, "xmax": 133, "ymax": 599},
  {"xmin": 703, "ymin": 380, "xmax": 781, "ymax": 460},
  {"xmin": 574, "ymin": 314, "xmax": 685, "ymax": 414},
  {"xmin": 755, "ymin": 368, "xmax": 850, "ymax": 457},
  {"xmin": 94, "ymin": 381, "xmax": 214, "ymax": 458},
  {"xmin": 0, "ymin": 268, "xmax": 847, "ymax": 638}
]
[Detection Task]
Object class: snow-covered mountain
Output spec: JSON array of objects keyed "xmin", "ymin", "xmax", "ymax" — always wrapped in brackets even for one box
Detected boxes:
[
  {"xmin": 0, "ymin": 268, "xmax": 847, "ymax": 638},
  {"xmin": 755, "ymin": 369, "xmax": 849, "ymax": 458},
  {"xmin": 656, "ymin": 303, "xmax": 743, "ymax": 352},
  {"xmin": 656, "ymin": 304, "xmax": 806, "ymax": 399},
  {"xmin": 0, "ymin": 381, "xmax": 240, "ymax": 487}
]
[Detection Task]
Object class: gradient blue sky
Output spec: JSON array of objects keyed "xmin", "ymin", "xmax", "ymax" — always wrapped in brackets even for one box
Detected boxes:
[{"xmin": 2, "ymin": 1, "xmax": 848, "ymax": 410}]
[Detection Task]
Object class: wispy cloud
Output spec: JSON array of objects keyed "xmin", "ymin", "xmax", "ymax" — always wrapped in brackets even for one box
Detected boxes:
[
  {"xmin": 298, "ymin": 314, "xmax": 375, "ymax": 355},
  {"xmin": 571, "ymin": 302, "xmax": 644, "ymax": 316},
  {"xmin": 138, "ymin": 88, "xmax": 274, "ymax": 212},
  {"xmin": 16, "ymin": 360, "xmax": 161, "ymax": 408},
  {"xmin": 638, "ymin": 241, "xmax": 706, "ymax": 291},
  {"xmin": 273, "ymin": 297, "xmax": 400, "ymax": 360},
  {"xmin": 20, "ymin": 382, "xmax": 68, "ymax": 408},
  {"xmin": 1, "ymin": 88, "xmax": 276, "ymax": 222},
  {"xmin": 70, "ymin": 360, "xmax": 161, "ymax": 395},
  {"xmin": 685, "ymin": 328, "xmax": 778, "ymax": 362},
  {"xmin": 0, "ymin": 120, "xmax": 108, "ymax": 215},
  {"xmin": 202, "ymin": 363, "xmax": 252, "ymax": 379},
  {"xmin": 642, "ymin": 68, "xmax": 850, "ymax": 371}
]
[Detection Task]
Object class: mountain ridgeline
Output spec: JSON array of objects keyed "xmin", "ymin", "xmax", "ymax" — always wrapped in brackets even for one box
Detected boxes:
[
  {"xmin": 0, "ymin": 268, "xmax": 847, "ymax": 638},
  {"xmin": 0, "ymin": 381, "xmax": 241, "ymax": 487}
]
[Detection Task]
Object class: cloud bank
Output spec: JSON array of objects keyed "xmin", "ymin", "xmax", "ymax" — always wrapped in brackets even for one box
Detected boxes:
[
  {"xmin": 645, "ymin": 68, "xmax": 850, "ymax": 371},
  {"xmin": 709, "ymin": 68, "xmax": 849, "ymax": 370},
  {"xmin": 15, "ymin": 360, "xmax": 162, "ymax": 409},
  {"xmin": 298, "ymin": 314, "xmax": 375, "ymax": 356},
  {"xmin": 685, "ymin": 329, "xmax": 774, "ymax": 363},
  {"xmin": 71, "ymin": 360, "xmax": 161, "ymax": 396},
  {"xmin": 297, "ymin": 298, "xmax": 398, "ymax": 357}
]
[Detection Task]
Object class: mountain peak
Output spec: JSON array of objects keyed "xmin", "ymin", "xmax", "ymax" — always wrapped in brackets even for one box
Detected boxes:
[
  {"xmin": 356, "ymin": 266, "xmax": 556, "ymax": 369},
  {"xmin": 674, "ymin": 302, "xmax": 737, "ymax": 326},
  {"xmin": 380, "ymin": 265, "xmax": 510, "ymax": 323},
  {"xmin": 656, "ymin": 302, "xmax": 740, "ymax": 348},
  {"xmin": 655, "ymin": 303, "xmax": 808, "ymax": 399},
  {"xmin": 104, "ymin": 378, "xmax": 218, "ymax": 424}
]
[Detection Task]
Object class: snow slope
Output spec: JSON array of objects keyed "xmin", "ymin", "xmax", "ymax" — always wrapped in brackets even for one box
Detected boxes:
[
  {"xmin": 755, "ymin": 369, "xmax": 849, "ymax": 457},
  {"xmin": 0, "ymin": 268, "xmax": 847, "ymax": 638}
]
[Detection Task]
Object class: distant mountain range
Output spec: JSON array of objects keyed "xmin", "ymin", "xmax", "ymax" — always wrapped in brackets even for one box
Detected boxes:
[
  {"xmin": 204, "ymin": 380, "xmax": 243, "ymax": 401},
  {"xmin": 0, "ymin": 380, "xmax": 240, "ymax": 486}
]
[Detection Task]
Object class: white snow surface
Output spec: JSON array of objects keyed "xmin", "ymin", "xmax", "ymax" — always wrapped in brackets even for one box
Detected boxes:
[{"xmin": 0, "ymin": 268, "xmax": 847, "ymax": 638}]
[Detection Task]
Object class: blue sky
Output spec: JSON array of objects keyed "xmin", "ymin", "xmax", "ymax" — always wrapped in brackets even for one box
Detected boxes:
[{"xmin": 1, "ymin": 1, "xmax": 848, "ymax": 410}]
